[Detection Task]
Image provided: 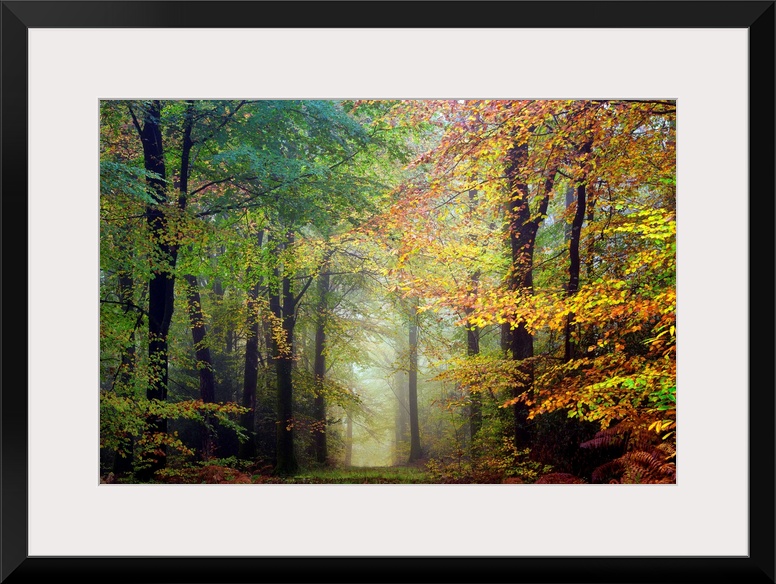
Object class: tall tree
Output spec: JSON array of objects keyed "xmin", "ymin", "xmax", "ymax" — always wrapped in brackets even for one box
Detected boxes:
[
  {"xmin": 504, "ymin": 138, "xmax": 557, "ymax": 450},
  {"xmin": 465, "ymin": 189, "xmax": 483, "ymax": 448},
  {"xmin": 312, "ymin": 249, "xmax": 334, "ymax": 464},
  {"xmin": 407, "ymin": 297, "xmax": 422, "ymax": 462},
  {"xmin": 131, "ymin": 100, "xmax": 176, "ymax": 478},
  {"xmin": 183, "ymin": 274, "xmax": 217, "ymax": 456},
  {"xmin": 393, "ymin": 366, "xmax": 409, "ymax": 463},
  {"xmin": 344, "ymin": 413, "xmax": 354, "ymax": 467},
  {"xmin": 178, "ymin": 100, "xmax": 220, "ymax": 460},
  {"xmin": 564, "ymin": 138, "xmax": 593, "ymax": 362},
  {"xmin": 269, "ymin": 230, "xmax": 314, "ymax": 475},
  {"xmin": 240, "ymin": 228, "xmax": 265, "ymax": 460}
]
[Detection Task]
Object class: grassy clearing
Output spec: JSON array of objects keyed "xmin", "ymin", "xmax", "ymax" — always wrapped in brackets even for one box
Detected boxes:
[{"xmin": 259, "ymin": 465, "xmax": 432, "ymax": 484}]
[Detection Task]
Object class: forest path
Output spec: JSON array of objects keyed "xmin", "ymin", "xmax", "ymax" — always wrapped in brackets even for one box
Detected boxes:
[{"xmin": 272, "ymin": 465, "xmax": 432, "ymax": 484}]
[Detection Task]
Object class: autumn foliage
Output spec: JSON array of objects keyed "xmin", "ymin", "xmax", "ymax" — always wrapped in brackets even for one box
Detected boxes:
[{"xmin": 100, "ymin": 99, "xmax": 675, "ymax": 484}]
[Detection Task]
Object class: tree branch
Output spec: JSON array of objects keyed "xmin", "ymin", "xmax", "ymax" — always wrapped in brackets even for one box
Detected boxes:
[
  {"xmin": 100, "ymin": 299, "xmax": 150, "ymax": 318},
  {"xmin": 128, "ymin": 104, "xmax": 142, "ymax": 136},
  {"xmin": 292, "ymin": 275, "xmax": 315, "ymax": 308},
  {"xmin": 191, "ymin": 100, "xmax": 249, "ymax": 146}
]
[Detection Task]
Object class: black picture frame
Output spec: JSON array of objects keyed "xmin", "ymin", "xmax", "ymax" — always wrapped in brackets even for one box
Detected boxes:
[{"xmin": 2, "ymin": 2, "xmax": 773, "ymax": 582}]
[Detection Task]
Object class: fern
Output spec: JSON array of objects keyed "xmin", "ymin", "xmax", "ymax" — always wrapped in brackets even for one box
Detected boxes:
[
  {"xmin": 579, "ymin": 424, "xmax": 631, "ymax": 449},
  {"xmin": 591, "ymin": 460, "xmax": 626, "ymax": 484},
  {"xmin": 618, "ymin": 449, "xmax": 676, "ymax": 484},
  {"xmin": 582, "ymin": 417, "xmax": 676, "ymax": 484}
]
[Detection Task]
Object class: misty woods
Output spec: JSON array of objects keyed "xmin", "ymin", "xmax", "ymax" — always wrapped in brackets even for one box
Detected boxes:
[{"xmin": 100, "ymin": 99, "xmax": 676, "ymax": 485}]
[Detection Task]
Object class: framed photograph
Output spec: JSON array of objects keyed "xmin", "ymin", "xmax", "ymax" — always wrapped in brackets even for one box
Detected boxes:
[{"xmin": 2, "ymin": 1, "xmax": 773, "ymax": 582}]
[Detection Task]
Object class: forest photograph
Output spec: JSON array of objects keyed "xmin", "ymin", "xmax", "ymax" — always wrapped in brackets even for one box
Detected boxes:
[{"xmin": 99, "ymin": 98, "xmax": 676, "ymax": 485}]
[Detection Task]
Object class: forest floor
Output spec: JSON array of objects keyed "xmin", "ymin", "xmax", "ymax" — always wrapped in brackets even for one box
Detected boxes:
[
  {"xmin": 281, "ymin": 466, "xmax": 430, "ymax": 484},
  {"xmin": 106, "ymin": 462, "xmax": 578, "ymax": 484},
  {"xmin": 256, "ymin": 466, "xmax": 431, "ymax": 484},
  {"xmin": 105, "ymin": 463, "xmax": 435, "ymax": 484}
]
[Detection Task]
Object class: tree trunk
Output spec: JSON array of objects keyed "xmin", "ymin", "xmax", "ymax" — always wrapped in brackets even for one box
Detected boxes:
[
  {"xmin": 465, "ymin": 188, "xmax": 482, "ymax": 450},
  {"xmin": 466, "ymin": 321, "xmax": 481, "ymax": 449},
  {"xmin": 564, "ymin": 140, "xmax": 593, "ymax": 362},
  {"xmin": 263, "ymin": 319, "xmax": 274, "ymax": 399},
  {"xmin": 136, "ymin": 100, "xmax": 175, "ymax": 480},
  {"xmin": 312, "ymin": 254, "xmax": 332, "ymax": 464},
  {"xmin": 564, "ymin": 185, "xmax": 575, "ymax": 242},
  {"xmin": 500, "ymin": 323, "xmax": 511, "ymax": 356},
  {"xmin": 394, "ymin": 367, "xmax": 409, "ymax": 464},
  {"xmin": 275, "ymin": 338, "xmax": 296, "ymax": 474},
  {"xmin": 504, "ymin": 141, "xmax": 557, "ymax": 450},
  {"xmin": 174, "ymin": 101, "xmax": 219, "ymax": 459},
  {"xmin": 273, "ymin": 231, "xmax": 299, "ymax": 475},
  {"xmin": 505, "ymin": 142, "xmax": 534, "ymax": 450},
  {"xmin": 586, "ymin": 196, "xmax": 596, "ymax": 280},
  {"xmin": 240, "ymin": 230, "xmax": 264, "ymax": 460},
  {"xmin": 344, "ymin": 413, "xmax": 353, "ymax": 467},
  {"xmin": 407, "ymin": 298, "xmax": 422, "ymax": 463},
  {"xmin": 184, "ymin": 274, "xmax": 217, "ymax": 458}
]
